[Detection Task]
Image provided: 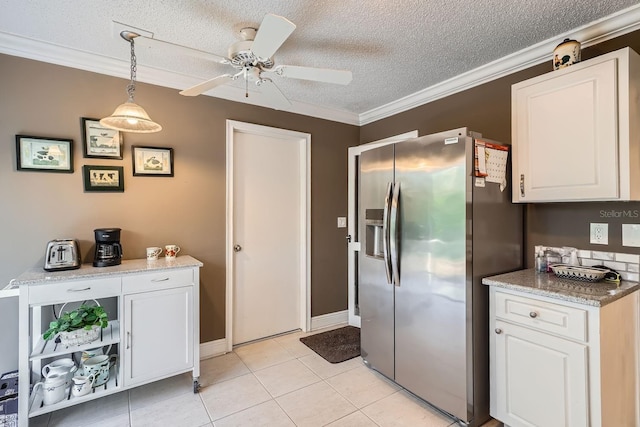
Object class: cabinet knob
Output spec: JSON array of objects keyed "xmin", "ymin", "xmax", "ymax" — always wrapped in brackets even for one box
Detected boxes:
[
  {"xmin": 529, "ymin": 311, "xmax": 538, "ymax": 318},
  {"xmin": 495, "ymin": 328, "xmax": 503, "ymax": 334},
  {"xmin": 234, "ymin": 244, "xmax": 242, "ymax": 253}
]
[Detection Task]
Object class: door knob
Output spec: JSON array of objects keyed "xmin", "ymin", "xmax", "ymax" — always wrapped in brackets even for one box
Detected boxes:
[{"xmin": 233, "ymin": 245, "xmax": 242, "ymax": 252}]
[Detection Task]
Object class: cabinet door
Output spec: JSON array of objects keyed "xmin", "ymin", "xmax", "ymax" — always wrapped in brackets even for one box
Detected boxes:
[
  {"xmin": 493, "ymin": 320, "xmax": 588, "ymax": 427},
  {"xmin": 512, "ymin": 58, "xmax": 618, "ymax": 202},
  {"xmin": 123, "ymin": 286, "xmax": 194, "ymax": 387}
]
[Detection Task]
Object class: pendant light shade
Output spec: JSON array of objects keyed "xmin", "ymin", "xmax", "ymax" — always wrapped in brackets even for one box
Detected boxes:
[
  {"xmin": 101, "ymin": 31, "xmax": 162, "ymax": 133},
  {"xmin": 100, "ymin": 99, "xmax": 162, "ymax": 133}
]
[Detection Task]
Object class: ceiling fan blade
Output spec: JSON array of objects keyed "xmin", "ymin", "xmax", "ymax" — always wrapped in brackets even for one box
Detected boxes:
[
  {"xmin": 129, "ymin": 32, "xmax": 228, "ymax": 63},
  {"xmin": 179, "ymin": 74, "xmax": 233, "ymax": 96},
  {"xmin": 258, "ymin": 79, "xmax": 292, "ymax": 110},
  {"xmin": 250, "ymin": 14, "xmax": 296, "ymax": 59},
  {"xmin": 276, "ymin": 65, "xmax": 353, "ymax": 85}
]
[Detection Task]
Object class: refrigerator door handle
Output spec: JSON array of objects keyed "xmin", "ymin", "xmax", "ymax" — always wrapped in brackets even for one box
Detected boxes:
[
  {"xmin": 382, "ymin": 182, "xmax": 393, "ymax": 285},
  {"xmin": 389, "ymin": 181, "xmax": 400, "ymax": 286}
]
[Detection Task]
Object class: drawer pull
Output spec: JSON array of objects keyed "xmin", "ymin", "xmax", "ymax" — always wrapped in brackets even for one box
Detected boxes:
[
  {"xmin": 127, "ymin": 331, "xmax": 131, "ymax": 349},
  {"xmin": 495, "ymin": 328, "xmax": 503, "ymax": 334},
  {"xmin": 151, "ymin": 277, "xmax": 170, "ymax": 282},
  {"xmin": 67, "ymin": 287, "xmax": 91, "ymax": 292},
  {"xmin": 529, "ymin": 311, "xmax": 538, "ymax": 318}
]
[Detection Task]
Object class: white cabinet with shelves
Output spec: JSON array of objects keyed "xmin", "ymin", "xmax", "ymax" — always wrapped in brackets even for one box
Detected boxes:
[
  {"xmin": 489, "ymin": 286, "xmax": 638, "ymax": 427},
  {"xmin": 512, "ymin": 47, "xmax": 640, "ymax": 202},
  {"xmin": 16, "ymin": 256, "xmax": 202, "ymax": 426}
]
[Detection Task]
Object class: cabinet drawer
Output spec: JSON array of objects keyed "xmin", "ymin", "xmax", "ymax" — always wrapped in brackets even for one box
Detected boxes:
[
  {"xmin": 122, "ymin": 269, "xmax": 193, "ymax": 294},
  {"xmin": 28, "ymin": 277, "xmax": 121, "ymax": 305},
  {"xmin": 494, "ymin": 291, "xmax": 588, "ymax": 342}
]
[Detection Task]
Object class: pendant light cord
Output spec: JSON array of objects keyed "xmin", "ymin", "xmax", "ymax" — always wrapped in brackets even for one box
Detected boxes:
[{"xmin": 127, "ymin": 39, "xmax": 137, "ymax": 100}]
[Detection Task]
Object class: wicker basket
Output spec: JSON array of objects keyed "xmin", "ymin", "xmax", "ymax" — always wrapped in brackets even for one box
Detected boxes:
[
  {"xmin": 58, "ymin": 324, "xmax": 101, "ymax": 346},
  {"xmin": 54, "ymin": 299, "xmax": 103, "ymax": 346}
]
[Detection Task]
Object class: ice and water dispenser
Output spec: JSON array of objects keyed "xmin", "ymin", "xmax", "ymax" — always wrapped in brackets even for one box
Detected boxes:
[{"xmin": 365, "ymin": 209, "xmax": 385, "ymax": 258}]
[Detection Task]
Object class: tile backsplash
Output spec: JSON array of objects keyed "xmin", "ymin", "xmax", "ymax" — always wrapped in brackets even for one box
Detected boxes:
[{"xmin": 536, "ymin": 245, "xmax": 640, "ymax": 282}]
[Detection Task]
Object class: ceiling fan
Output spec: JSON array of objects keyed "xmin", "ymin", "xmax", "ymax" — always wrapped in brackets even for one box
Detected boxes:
[{"xmin": 124, "ymin": 13, "xmax": 353, "ymax": 110}]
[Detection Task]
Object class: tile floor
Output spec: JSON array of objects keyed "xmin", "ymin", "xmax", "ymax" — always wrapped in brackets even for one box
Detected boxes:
[{"xmin": 28, "ymin": 326, "xmax": 503, "ymax": 427}]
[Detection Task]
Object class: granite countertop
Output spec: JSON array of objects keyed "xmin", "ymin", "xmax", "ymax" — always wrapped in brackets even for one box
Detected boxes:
[
  {"xmin": 482, "ymin": 268, "xmax": 640, "ymax": 307},
  {"xmin": 7, "ymin": 256, "xmax": 203, "ymax": 289}
]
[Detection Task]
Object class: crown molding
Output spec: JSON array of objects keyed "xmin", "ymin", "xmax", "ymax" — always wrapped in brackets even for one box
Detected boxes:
[
  {"xmin": 0, "ymin": 31, "xmax": 360, "ymax": 126},
  {"xmin": 358, "ymin": 4, "xmax": 640, "ymax": 125},
  {"xmin": 1, "ymin": 3, "xmax": 639, "ymax": 128}
]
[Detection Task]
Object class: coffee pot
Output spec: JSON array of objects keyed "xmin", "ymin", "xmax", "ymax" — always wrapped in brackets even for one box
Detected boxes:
[{"xmin": 93, "ymin": 228, "xmax": 122, "ymax": 267}]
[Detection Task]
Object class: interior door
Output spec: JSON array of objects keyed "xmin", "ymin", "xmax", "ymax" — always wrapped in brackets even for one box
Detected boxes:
[{"xmin": 231, "ymin": 124, "xmax": 308, "ymax": 345}]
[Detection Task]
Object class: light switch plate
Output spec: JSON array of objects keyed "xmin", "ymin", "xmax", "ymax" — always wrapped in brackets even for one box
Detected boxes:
[
  {"xmin": 337, "ymin": 217, "xmax": 347, "ymax": 228},
  {"xmin": 622, "ymin": 224, "xmax": 640, "ymax": 247},
  {"xmin": 590, "ymin": 223, "xmax": 608, "ymax": 245}
]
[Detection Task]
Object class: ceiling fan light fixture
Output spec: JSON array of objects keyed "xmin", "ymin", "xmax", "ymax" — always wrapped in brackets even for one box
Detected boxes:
[{"xmin": 101, "ymin": 31, "xmax": 162, "ymax": 133}]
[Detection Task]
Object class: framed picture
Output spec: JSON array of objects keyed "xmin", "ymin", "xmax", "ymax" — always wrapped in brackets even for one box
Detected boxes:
[
  {"xmin": 81, "ymin": 117, "xmax": 123, "ymax": 159},
  {"xmin": 16, "ymin": 135, "xmax": 74, "ymax": 173},
  {"xmin": 132, "ymin": 146, "xmax": 174, "ymax": 177},
  {"xmin": 82, "ymin": 165, "xmax": 124, "ymax": 192}
]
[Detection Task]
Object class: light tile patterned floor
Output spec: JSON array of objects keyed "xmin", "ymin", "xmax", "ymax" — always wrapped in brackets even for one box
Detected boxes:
[{"xmin": 29, "ymin": 326, "xmax": 503, "ymax": 427}]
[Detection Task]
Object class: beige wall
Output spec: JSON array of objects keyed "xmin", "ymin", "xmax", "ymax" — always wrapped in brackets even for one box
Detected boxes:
[
  {"xmin": 361, "ymin": 30, "xmax": 640, "ymax": 265},
  {"xmin": 0, "ymin": 54, "xmax": 358, "ymax": 342}
]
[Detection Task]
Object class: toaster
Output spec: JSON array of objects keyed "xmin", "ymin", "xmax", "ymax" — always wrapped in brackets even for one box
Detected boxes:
[{"xmin": 44, "ymin": 239, "xmax": 81, "ymax": 271}]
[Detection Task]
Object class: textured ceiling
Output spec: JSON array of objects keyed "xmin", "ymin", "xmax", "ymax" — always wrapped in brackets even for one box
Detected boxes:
[{"xmin": 1, "ymin": 0, "xmax": 638, "ymax": 120}]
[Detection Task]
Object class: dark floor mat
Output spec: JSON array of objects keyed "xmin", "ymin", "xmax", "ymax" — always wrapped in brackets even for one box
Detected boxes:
[{"xmin": 299, "ymin": 326, "xmax": 360, "ymax": 364}]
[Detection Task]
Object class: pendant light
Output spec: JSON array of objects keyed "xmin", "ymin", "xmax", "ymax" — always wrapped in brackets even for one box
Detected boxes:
[{"xmin": 100, "ymin": 31, "xmax": 162, "ymax": 133}]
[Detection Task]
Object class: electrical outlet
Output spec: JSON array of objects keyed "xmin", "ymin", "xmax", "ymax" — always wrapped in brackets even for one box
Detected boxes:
[{"xmin": 590, "ymin": 223, "xmax": 608, "ymax": 245}]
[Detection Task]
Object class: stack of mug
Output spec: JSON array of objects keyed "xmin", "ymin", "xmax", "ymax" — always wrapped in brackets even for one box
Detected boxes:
[{"xmin": 146, "ymin": 244, "xmax": 180, "ymax": 261}]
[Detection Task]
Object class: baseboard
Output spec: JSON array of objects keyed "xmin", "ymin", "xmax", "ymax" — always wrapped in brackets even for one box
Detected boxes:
[
  {"xmin": 310, "ymin": 310, "xmax": 349, "ymax": 331},
  {"xmin": 199, "ymin": 312, "xmax": 349, "ymax": 357},
  {"xmin": 199, "ymin": 338, "xmax": 228, "ymax": 359}
]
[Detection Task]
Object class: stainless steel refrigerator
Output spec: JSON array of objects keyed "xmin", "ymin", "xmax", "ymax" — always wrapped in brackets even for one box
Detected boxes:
[{"xmin": 358, "ymin": 127, "xmax": 522, "ymax": 426}]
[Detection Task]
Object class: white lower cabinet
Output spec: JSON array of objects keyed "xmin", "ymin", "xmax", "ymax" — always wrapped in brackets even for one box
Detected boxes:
[
  {"xmin": 123, "ymin": 286, "xmax": 194, "ymax": 387},
  {"xmin": 17, "ymin": 257, "xmax": 202, "ymax": 427},
  {"xmin": 493, "ymin": 319, "xmax": 588, "ymax": 427},
  {"xmin": 490, "ymin": 287, "xmax": 638, "ymax": 427}
]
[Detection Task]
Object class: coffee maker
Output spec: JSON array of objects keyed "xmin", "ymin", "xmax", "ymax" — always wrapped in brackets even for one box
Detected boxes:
[{"xmin": 93, "ymin": 228, "xmax": 122, "ymax": 267}]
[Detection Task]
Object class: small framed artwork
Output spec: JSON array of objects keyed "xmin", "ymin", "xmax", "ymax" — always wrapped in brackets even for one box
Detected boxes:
[
  {"xmin": 16, "ymin": 135, "xmax": 74, "ymax": 173},
  {"xmin": 82, "ymin": 165, "xmax": 124, "ymax": 192},
  {"xmin": 132, "ymin": 146, "xmax": 174, "ymax": 177},
  {"xmin": 81, "ymin": 117, "xmax": 123, "ymax": 159}
]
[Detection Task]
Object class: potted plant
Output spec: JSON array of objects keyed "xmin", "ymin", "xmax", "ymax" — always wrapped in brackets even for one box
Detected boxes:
[{"xmin": 43, "ymin": 302, "xmax": 109, "ymax": 345}]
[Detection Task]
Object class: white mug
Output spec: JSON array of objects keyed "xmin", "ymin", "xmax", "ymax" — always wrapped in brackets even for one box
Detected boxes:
[
  {"xmin": 80, "ymin": 344, "xmax": 112, "ymax": 364},
  {"xmin": 81, "ymin": 354, "xmax": 117, "ymax": 387},
  {"xmin": 165, "ymin": 245, "xmax": 180, "ymax": 259},
  {"xmin": 71, "ymin": 374, "xmax": 96, "ymax": 397},
  {"xmin": 146, "ymin": 247, "xmax": 162, "ymax": 261},
  {"xmin": 31, "ymin": 373, "xmax": 67, "ymax": 406},
  {"xmin": 42, "ymin": 358, "xmax": 77, "ymax": 387}
]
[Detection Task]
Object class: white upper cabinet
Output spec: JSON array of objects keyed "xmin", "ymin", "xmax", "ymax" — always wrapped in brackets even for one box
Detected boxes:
[{"xmin": 512, "ymin": 47, "xmax": 640, "ymax": 202}]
